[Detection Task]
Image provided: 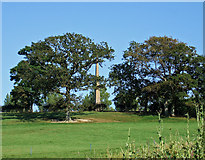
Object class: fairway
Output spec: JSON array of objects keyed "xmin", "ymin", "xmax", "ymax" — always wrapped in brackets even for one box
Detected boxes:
[{"xmin": 2, "ymin": 112, "xmax": 198, "ymax": 158}]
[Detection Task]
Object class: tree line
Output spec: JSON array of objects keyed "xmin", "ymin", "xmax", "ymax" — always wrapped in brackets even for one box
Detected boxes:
[
  {"xmin": 2, "ymin": 33, "xmax": 205, "ymax": 118},
  {"xmin": 110, "ymin": 36, "xmax": 204, "ymax": 117}
]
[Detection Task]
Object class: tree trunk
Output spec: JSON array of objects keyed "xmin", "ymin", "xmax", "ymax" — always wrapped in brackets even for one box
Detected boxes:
[
  {"xmin": 66, "ymin": 108, "xmax": 71, "ymax": 121},
  {"xmin": 30, "ymin": 104, "xmax": 33, "ymax": 113},
  {"xmin": 161, "ymin": 103, "xmax": 165, "ymax": 116},
  {"xmin": 171, "ymin": 106, "xmax": 175, "ymax": 117},
  {"xmin": 65, "ymin": 87, "xmax": 71, "ymax": 121},
  {"xmin": 144, "ymin": 99, "xmax": 148, "ymax": 113},
  {"xmin": 164, "ymin": 100, "xmax": 169, "ymax": 117}
]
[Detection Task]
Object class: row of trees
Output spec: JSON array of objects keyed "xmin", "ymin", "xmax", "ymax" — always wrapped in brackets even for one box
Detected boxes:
[
  {"xmin": 2, "ymin": 33, "xmax": 205, "ymax": 118},
  {"xmin": 3, "ymin": 88, "xmax": 112, "ymax": 112},
  {"xmin": 109, "ymin": 36, "xmax": 205, "ymax": 116}
]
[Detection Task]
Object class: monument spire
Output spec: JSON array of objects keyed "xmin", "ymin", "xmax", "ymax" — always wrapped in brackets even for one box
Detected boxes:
[{"xmin": 95, "ymin": 62, "xmax": 101, "ymax": 104}]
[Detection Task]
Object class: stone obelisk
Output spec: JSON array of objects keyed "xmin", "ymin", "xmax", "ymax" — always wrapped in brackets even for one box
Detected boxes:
[{"xmin": 95, "ymin": 62, "xmax": 101, "ymax": 104}]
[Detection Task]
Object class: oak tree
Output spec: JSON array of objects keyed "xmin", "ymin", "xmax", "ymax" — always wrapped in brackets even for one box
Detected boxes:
[{"xmin": 10, "ymin": 33, "xmax": 114, "ymax": 120}]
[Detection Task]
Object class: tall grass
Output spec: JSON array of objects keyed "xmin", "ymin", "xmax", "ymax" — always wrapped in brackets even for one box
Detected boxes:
[{"xmin": 105, "ymin": 105, "xmax": 204, "ymax": 159}]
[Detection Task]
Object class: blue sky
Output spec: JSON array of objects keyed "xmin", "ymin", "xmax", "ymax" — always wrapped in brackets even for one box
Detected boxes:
[{"xmin": 1, "ymin": 2, "xmax": 203, "ymax": 109}]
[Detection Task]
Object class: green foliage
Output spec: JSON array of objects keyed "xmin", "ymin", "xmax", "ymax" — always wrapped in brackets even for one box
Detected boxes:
[
  {"xmin": 81, "ymin": 88, "xmax": 112, "ymax": 111},
  {"xmin": 46, "ymin": 93, "xmax": 64, "ymax": 107},
  {"xmin": 10, "ymin": 32, "xmax": 114, "ymax": 116},
  {"xmin": 100, "ymin": 89, "xmax": 112, "ymax": 108},
  {"xmin": 3, "ymin": 91, "xmax": 33, "ymax": 113},
  {"xmin": 4, "ymin": 93, "xmax": 14, "ymax": 106},
  {"xmin": 10, "ymin": 60, "xmax": 44, "ymax": 111},
  {"xmin": 110, "ymin": 36, "xmax": 205, "ymax": 116},
  {"xmin": 81, "ymin": 92, "xmax": 95, "ymax": 111},
  {"xmin": 40, "ymin": 92, "xmax": 65, "ymax": 112},
  {"xmin": 109, "ymin": 61, "xmax": 142, "ymax": 111},
  {"xmin": 10, "ymin": 85, "xmax": 34, "ymax": 112}
]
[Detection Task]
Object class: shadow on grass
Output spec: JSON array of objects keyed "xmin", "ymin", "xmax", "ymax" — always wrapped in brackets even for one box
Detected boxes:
[{"xmin": 2, "ymin": 111, "xmax": 94, "ymax": 122}]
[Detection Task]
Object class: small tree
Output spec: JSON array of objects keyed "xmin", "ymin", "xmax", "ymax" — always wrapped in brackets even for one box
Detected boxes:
[
  {"xmin": 4, "ymin": 94, "xmax": 13, "ymax": 106},
  {"xmin": 40, "ymin": 92, "xmax": 65, "ymax": 112},
  {"xmin": 2, "ymin": 93, "xmax": 17, "ymax": 112},
  {"xmin": 82, "ymin": 88, "xmax": 112, "ymax": 111}
]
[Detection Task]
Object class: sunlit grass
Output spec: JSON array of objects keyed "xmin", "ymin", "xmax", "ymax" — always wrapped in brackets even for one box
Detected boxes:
[{"xmin": 2, "ymin": 112, "xmax": 198, "ymax": 158}]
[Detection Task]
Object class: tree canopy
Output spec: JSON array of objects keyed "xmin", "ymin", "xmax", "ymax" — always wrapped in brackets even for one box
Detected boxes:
[
  {"xmin": 7, "ymin": 34, "xmax": 204, "ymax": 118},
  {"xmin": 10, "ymin": 33, "xmax": 114, "ymax": 119},
  {"xmin": 109, "ymin": 36, "xmax": 204, "ymax": 116}
]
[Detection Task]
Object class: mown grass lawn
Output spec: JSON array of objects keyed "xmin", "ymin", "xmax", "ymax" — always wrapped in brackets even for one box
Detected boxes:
[{"xmin": 2, "ymin": 112, "xmax": 198, "ymax": 158}]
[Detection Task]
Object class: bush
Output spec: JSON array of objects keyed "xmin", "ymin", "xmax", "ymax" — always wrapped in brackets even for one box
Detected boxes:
[{"xmin": 1, "ymin": 104, "xmax": 24, "ymax": 112}]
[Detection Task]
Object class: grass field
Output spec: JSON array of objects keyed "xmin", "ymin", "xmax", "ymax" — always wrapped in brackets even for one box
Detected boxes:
[{"xmin": 2, "ymin": 112, "xmax": 198, "ymax": 158}]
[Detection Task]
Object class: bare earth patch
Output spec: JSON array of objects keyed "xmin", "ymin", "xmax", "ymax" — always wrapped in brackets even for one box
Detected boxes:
[
  {"xmin": 50, "ymin": 119, "xmax": 93, "ymax": 123},
  {"xmin": 89, "ymin": 118, "xmax": 120, "ymax": 123}
]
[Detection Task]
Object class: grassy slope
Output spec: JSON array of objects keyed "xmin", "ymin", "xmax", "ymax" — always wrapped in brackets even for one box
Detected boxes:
[{"xmin": 2, "ymin": 112, "xmax": 198, "ymax": 158}]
